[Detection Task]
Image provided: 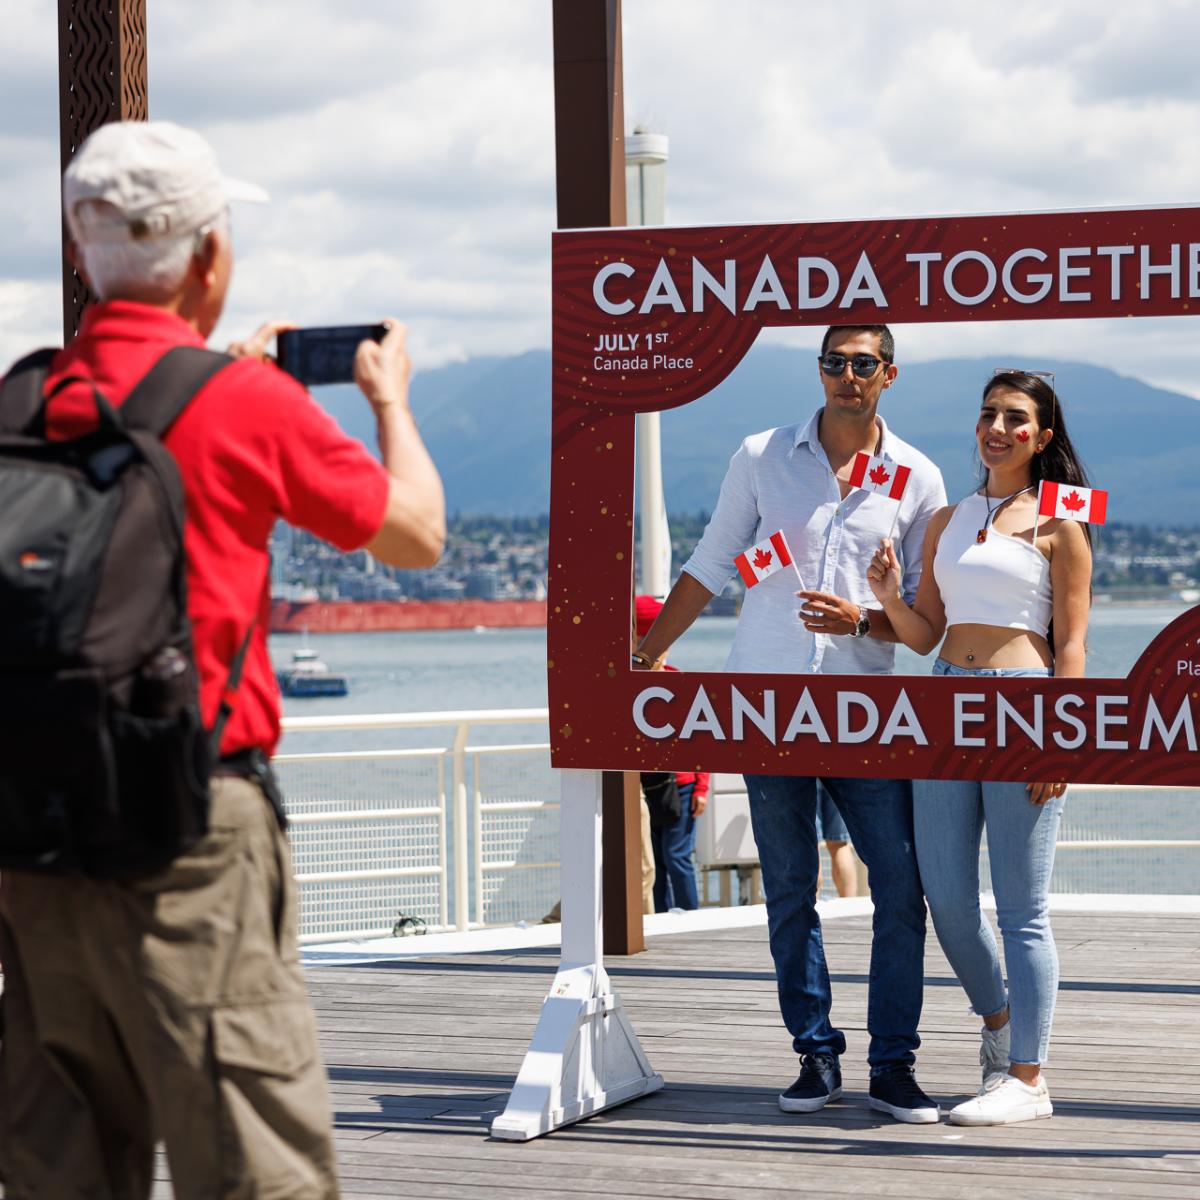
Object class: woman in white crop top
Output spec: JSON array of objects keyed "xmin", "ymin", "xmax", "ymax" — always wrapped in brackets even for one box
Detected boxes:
[{"xmin": 866, "ymin": 370, "xmax": 1093, "ymax": 1127}]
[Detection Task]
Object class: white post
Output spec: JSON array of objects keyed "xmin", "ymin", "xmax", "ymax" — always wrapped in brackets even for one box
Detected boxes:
[
  {"xmin": 627, "ymin": 127, "xmax": 672, "ymax": 600},
  {"xmin": 452, "ymin": 721, "xmax": 471, "ymax": 931},
  {"xmin": 636, "ymin": 411, "xmax": 671, "ymax": 598},
  {"xmin": 490, "ymin": 768, "xmax": 663, "ymax": 1140},
  {"xmin": 437, "ymin": 755, "xmax": 449, "ymax": 930},
  {"xmin": 472, "ymin": 750, "xmax": 485, "ymax": 930}
]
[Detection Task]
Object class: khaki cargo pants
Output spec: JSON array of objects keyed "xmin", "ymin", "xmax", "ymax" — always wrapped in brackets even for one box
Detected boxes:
[{"xmin": 0, "ymin": 776, "xmax": 338, "ymax": 1199}]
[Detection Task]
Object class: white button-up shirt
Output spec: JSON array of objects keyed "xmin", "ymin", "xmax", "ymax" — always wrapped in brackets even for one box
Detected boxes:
[{"xmin": 681, "ymin": 409, "xmax": 946, "ymax": 675}]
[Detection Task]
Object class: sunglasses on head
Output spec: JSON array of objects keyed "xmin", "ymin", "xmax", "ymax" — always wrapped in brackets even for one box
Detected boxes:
[
  {"xmin": 818, "ymin": 352, "xmax": 889, "ymax": 378},
  {"xmin": 992, "ymin": 366, "xmax": 1055, "ymax": 393}
]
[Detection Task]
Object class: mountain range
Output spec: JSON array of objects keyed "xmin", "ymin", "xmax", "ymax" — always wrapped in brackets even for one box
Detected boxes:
[{"xmin": 314, "ymin": 347, "xmax": 1200, "ymax": 527}]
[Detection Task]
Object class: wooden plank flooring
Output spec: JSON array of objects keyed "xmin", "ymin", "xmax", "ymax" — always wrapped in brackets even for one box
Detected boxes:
[{"xmin": 173, "ymin": 910, "xmax": 1200, "ymax": 1196}]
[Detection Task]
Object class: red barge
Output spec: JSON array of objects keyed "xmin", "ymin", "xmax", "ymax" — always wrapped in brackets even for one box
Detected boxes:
[{"xmin": 269, "ymin": 598, "xmax": 547, "ymax": 634}]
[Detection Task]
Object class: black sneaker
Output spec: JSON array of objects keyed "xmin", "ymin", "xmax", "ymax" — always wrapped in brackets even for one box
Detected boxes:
[
  {"xmin": 779, "ymin": 1053, "xmax": 842, "ymax": 1113},
  {"xmin": 868, "ymin": 1063, "xmax": 940, "ymax": 1123}
]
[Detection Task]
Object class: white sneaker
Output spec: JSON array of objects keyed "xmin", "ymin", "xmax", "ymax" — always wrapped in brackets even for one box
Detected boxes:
[
  {"xmin": 948, "ymin": 1074, "xmax": 1053, "ymax": 1126},
  {"xmin": 979, "ymin": 1021, "xmax": 1010, "ymax": 1086}
]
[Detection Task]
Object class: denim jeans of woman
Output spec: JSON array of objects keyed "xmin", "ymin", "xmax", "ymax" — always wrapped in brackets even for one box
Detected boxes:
[
  {"xmin": 914, "ymin": 659, "xmax": 1065, "ymax": 1065},
  {"xmin": 652, "ymin": 782, "xmax": 698, "ymax": 911}
]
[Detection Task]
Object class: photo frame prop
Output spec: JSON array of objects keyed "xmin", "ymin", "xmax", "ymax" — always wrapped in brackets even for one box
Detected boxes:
[
  {"xmin": 491, "ymin": 204, "xmax": 1200, "ymax": 1142},
  {"xmin": 549, "ymin": 206, "xmax": 1200, "ymax": 785}
]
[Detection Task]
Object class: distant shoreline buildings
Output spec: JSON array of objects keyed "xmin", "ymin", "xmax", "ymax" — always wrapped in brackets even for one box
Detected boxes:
[{"xmin": 271, "ymin": 514, "xmax": 1200, "ymax": 615}]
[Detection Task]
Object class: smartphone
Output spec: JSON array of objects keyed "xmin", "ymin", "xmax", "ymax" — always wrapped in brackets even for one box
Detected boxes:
[{"xmin": 275, "ymin": 323, "xmax": 388, "ymax": 386}]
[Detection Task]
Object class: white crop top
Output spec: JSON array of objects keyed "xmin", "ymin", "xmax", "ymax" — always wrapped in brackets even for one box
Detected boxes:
[{"xmin": 933, "ymin": 493, "xmax": 1053, "ymax": 638}]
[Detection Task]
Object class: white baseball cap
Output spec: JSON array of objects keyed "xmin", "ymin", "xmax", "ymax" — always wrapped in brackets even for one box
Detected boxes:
[{"xmin": 64, "ymin": 120, "xmax": 268, "ymax": 246}]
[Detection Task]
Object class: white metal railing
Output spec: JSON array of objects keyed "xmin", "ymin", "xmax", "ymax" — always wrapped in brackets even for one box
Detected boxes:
[
  {"xmin": 274, "ymin": 711, "xmax": 1200, "ymax": 944},
  {"xmin": 471, "ymin": 743, "xmax": 559, "ymax": 939},
  {"xmin": 276, "ymin": 709, "xmax": 552, "ymax": 943}
]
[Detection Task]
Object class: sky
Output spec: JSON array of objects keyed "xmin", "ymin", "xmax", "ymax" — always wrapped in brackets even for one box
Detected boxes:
[{"xmin": 4, "ymin": 0, "xmax": 1200, "ymax": 395}]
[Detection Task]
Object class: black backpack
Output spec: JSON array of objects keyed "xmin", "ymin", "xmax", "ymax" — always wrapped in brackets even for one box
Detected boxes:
[{"xmin": 0, "ymin": 345, "xmax": 240, "ymax": 876}]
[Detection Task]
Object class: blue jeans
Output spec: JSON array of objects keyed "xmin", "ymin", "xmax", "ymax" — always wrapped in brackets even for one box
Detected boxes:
[
  {"xmin": 914, "ymin": 659, "xmax": 1064, "ymax": 1065},
  {"xmin": 742, "ymin": 773, "xmax": 926, "ymax": 1068},
  {"xmin": 651, "ymin": 782, "xmax": 699, "ymax": 911},
  {"xmin": 815, "ymin": 782, "xmax": 849, "ymax": 843}
]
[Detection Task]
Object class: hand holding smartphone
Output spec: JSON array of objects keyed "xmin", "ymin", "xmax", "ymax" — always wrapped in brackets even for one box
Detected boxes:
[{"xmin": 275, "ymin": 323, "xmax": 389, "ymax": 386}]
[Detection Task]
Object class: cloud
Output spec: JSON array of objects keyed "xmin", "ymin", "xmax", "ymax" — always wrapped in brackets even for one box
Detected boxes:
[{"xmin": 3, "ymin": 0, "xmax": 1200, "ymax": 396}]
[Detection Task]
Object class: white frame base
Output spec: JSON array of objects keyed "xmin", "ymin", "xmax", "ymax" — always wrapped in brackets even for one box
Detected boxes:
[{"xmin": 490, "ymin": 769, "xmax": 663, "ymax": 1141}]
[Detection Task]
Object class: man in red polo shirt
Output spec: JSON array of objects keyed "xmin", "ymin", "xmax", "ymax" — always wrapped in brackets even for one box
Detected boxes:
[{"xmin": 0, "ymin": 121, "xmax": 445, "ymax": 1198}]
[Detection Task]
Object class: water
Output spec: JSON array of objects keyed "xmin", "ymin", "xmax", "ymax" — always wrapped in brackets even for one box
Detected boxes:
[
  {"xmin": 272, "ymin": 601, "xmax": 1191, "ymax": 728},
  {"xmin": 272, "ymin": 603, "xmax": 1198, "ymax": 916}
]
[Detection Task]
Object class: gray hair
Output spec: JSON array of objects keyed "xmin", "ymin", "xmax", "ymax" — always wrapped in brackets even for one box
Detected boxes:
[{"xmin": 75, "ymin": 206, "xmax": 229, "ymax": 302}]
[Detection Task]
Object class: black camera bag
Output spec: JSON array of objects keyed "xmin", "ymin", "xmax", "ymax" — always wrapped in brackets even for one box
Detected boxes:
[{"xmin": 0, "ymin": 346, "xmax": 236, "ymax": 875}]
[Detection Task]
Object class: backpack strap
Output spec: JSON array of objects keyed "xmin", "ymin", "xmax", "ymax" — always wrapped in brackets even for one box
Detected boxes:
[
  {"xmin": 118, "ymin": 345, "xmax": 249, "ymax": 755},
  {"xmin": 0, "ymin": 348, "xmax": 59, "ymax": 435},
  {"xmin": 119, "ymin": 345, "xmax": 235, "ymax": 437},
  {"xmin": 208, "ymin": 616, "xmax": 258, "ymax": 760}
]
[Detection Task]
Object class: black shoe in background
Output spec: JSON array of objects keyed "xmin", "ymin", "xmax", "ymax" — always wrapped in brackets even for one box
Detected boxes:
[
  {"xmin": 778, "ymin": 1053, "xmax": 842, "ymax": 1113},
  {"xmin": 868, "ymin": 1062, "xmax": 940, "ymax": 1123}
]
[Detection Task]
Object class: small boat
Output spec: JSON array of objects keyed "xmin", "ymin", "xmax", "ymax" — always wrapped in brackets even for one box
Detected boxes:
[{"xmin": 277, "ymin": 646, "xmax": 349, "ymax": 697}]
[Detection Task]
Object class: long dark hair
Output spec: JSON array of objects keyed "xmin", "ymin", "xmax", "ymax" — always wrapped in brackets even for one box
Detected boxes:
[
  {"xmin": 982, "ymin": 371, "xmax": 1093, "ymax": 543},
  {"xmin": 982, "ymin": 371, "xmax": 1093, "ymax": 655}
]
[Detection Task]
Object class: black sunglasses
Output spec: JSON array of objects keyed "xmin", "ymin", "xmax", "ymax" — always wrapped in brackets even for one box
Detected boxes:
[{"xmin": 818, "ymin": 352, "xmax": 889, "ymax": 378}]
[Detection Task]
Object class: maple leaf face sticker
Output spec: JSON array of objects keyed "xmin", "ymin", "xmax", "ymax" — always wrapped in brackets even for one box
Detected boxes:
[
  {"xmin": 869, "ymin": 463, "xmax": 891, "ymax": 486},
  {"xmin": 1062, "ymin": 490, "xmax": 1086, "ymax": 512},
  {"xmin": 753, "ymin": 547, "xmax": 773, "ymax": 570}
]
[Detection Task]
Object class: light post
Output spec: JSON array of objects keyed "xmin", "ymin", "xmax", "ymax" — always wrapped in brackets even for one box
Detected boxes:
[{"xmin": 625, "ymin": 127, "xmax": 671, "ymax": 598}]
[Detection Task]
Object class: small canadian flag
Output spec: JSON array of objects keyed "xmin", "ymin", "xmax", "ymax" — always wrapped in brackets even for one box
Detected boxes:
[
  {"xmin": 848, "ymin": 452, "xmax": 911, "ymax": 501},
  {"xmin": 1038, "ymin": 481, "xmax": 1109, "ymax": 524},
  {"xmin": 734, "ymin": 530, "xmax": 796, "ymax": 588}
]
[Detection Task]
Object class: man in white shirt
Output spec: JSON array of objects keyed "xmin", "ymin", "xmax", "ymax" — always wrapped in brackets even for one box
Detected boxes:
[{"xmin": 633, "ymin": 325, "xmax": 946, "ymax": 1123}]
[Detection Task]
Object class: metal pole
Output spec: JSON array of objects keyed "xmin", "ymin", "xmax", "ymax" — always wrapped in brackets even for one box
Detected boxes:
[
  {"xmin": 452, "ymin": 721, "xmax": 471, "ymax": 930},
  {"xmin": 635, "ymin": 412, "xmax": 671, "ymax": 597},
  {"xmin": 57, "ymin": 0, "xmax": 149, "ymax": 343},
  {"xmin": 472, "ymin": 750, "xmax": 485, "ymax": 928},
  {"xmin": 626, "ymin": 129, "xmax": 672, "ymax": 598}
]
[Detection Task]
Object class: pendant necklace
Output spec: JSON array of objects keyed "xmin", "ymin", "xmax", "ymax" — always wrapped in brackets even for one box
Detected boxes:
[
  {"xmin": 976, "ymin": 485, "xmax": 1033, "ymax": 544},
  {"xmin": 976, "ymin": 489, "xmax": 1001, "ymax": 544},
  {"xmin": 970, "ymin": 485, "xmax": 1031, "ymax": 660}
]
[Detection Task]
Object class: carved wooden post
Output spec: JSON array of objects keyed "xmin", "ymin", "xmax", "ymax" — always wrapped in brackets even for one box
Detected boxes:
[{"xmin": 58, "ymin": 0, "xmax": 149, "ymax": 342}]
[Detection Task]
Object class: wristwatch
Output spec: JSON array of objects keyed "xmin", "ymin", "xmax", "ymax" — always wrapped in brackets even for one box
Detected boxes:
[{"xmin": 848, "ymin": 606, "xmax": 872, "ymax": 639}]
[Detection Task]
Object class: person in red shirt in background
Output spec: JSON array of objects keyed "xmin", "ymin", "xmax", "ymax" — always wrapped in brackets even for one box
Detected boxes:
[
  {"xmin": 635, "ymin": 596, "xmax": 710, "ymax": 911},
  {"xmin": 0, "ymin": 121, "xmax": 444, "ymax": 1199}
]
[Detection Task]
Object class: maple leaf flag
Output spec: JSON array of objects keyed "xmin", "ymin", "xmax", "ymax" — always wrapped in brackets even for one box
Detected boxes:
[
  {"xmin": 734, "ymin": 530, "xmax": 796, "ymax": 588},
  {"xmin": 848, "ymin": 452, "xmax": 911, "ymax": 501},
  {"xmin": 1038, "ymin": 481, "xmax": 1109, "ymax": 524}
]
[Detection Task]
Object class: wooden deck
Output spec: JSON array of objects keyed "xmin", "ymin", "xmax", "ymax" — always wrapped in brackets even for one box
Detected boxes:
[
  {"xmin": 303, "ymin": 907, "xmax": 1199, "ymax": 1198},
  {"xmin": 149, "ymin": 906, "xmax": 1199, "ymax": 1197}
]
